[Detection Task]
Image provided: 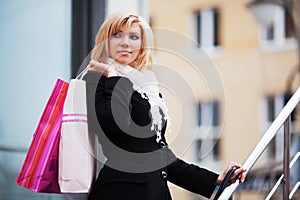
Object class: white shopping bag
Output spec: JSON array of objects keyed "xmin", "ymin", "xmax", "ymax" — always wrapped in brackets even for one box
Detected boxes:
[{"xmin": 59, "ymin": 67, "xmax": 97, "ymax": 193}]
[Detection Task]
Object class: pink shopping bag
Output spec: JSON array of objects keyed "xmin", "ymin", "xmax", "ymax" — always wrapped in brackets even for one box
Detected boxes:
[
  {"xmin": 16, "ymin": 79, "xmax": 69, "ymax": 193},
  {"xmin": 59, "ymin": 67, "xmax": 97, "ymax": 193}
]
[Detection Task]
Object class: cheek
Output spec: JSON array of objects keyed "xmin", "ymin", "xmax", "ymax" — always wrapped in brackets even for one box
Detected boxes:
[
  {"xmin": 133, "ymin": 40, "xmax": 142, "ymax": 50},
  {"xmin": 131, "ymin": 41, "xmax": 142, "ymax": 55},
  {"xmin": 109, "ymin": 39, "xmax": 118, "ymax": 53}
]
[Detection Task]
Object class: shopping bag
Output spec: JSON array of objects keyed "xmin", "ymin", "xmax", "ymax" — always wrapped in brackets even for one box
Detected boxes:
[
  {"xmin": 59, "ymin": 66, "xmax": 97, "ymax": 193},
  {"xmin": 16, "ymin": 79, "xmax": 69, "ymax": 193}
]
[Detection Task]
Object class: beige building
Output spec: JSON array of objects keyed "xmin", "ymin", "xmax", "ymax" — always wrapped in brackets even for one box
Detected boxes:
[{"xmin": 149, "ymin": 0, "xmax": 299, "ymax": 199}]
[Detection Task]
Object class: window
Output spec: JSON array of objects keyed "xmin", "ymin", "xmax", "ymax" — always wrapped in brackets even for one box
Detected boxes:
[
  {"xmin": 264, "ymin": 94, "xmax": 295, "ymax": 160},
  {"xmin": 196, "ymin": 101, "xmax": 220, "ymax": 163},
  {"xmin": 194, "ymin": 8, "xmax": 220, "ymax": 50},
  {"xmin": 198, "ymin": 101, "xmax": 219, "ymax": 126},
  {"xmin": 265, "ymin": 95, "xmax": 284, "ymax": 160},
  {"xmin": 261, "ymin": 7, "xmax": 294, "ymax": 45},
  {"xmin": 266, "ymin": 96, "xmax": 276, "ymax": 122},
  {"xmin": 196, "ymin": 138, "xmax": 220, "ymax": 162}
]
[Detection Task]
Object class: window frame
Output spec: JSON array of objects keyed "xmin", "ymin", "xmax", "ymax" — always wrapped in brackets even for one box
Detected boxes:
[
  {"xmin": 193, "ymin": 7, "xmax": 221, "ymax": 51},
  {"xmin": 258, "ymin": 6, "xmax": 296, "ymax": 52},
  {"xmin": 195, "ymin": 101, "xmax": 221, "ymax": 166},
  {"xmin": 263, "ymin": 94, "xmax": 296, "ymax": 161}
]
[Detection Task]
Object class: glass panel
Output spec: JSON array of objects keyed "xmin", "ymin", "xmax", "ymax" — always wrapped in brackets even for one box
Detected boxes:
[
  {"xmin": 284, "ymin": 9, "xmax": 294, "ymax": 38},
  {"xmin": 266, "ymin": 24, "xmax": 275, "ymax": 41},
  {"xmin": 213, "ymin": 138, "xmax": 220, "ymax": 160},
  {"xmin": 212, "ymin": 101, "xmax": 219, "ymax": 126},
  {"xmin": 267, "ymin": 97, "xmax": 275, "ymax": 122},
  {"xmin": 213, "ymin": 8, "xmax": 220, "ymax": 46},
  {"xmin": 195, "ymin": 11, "xmax": 201, "ymax": 48}
]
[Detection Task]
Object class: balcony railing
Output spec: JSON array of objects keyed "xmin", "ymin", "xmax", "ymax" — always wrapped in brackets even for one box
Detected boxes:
[
  {"xmin": 218, "ymin": 86, "xmax": 300, "ymax": 200},
  {"xmin": 264, "ymin": 151, "xmax": 300, "ymax": 199}
]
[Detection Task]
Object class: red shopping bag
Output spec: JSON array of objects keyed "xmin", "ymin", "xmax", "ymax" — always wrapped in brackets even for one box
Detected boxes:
[{"xmin": 16, "ymin": 79, "xmax": 69, "ymax": 193}]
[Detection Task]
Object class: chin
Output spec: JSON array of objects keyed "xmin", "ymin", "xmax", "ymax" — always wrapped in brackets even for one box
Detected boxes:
[{"xmin": 115, "ymin": 59, "xmax": 131, "ymax": 66}]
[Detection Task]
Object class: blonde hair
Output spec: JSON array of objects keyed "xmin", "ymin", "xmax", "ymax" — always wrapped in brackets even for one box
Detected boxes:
[{"xmin": 91, "ymin": 11, "xmax": 154, "ymax": 71}]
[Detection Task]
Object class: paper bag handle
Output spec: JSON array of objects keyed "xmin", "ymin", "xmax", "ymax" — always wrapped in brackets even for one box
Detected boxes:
[{"xmin": 76, "ymin": 65, "xmax": 90, "ymax": 80}]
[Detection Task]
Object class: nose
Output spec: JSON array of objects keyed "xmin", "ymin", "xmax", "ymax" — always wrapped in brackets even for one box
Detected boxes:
[{"xmin": 120, "ymin": 36, "xmax": 129, "ymax": 47}]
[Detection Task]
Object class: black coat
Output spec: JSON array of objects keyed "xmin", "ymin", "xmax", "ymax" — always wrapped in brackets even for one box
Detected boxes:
[{"xmin": 88, "ymin": 76, "xmax": 218, "ymax": 200}]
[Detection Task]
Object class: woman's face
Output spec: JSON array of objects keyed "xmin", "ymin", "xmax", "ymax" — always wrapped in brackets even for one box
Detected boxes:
[{"xmin": 109, "ymin": 22, "xmax": 142, "ymax": 67}]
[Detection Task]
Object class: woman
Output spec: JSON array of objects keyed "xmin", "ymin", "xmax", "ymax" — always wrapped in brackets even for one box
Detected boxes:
[{"xmin": 87, "ymin": 11, "xmax": 246, "ymax": 200}]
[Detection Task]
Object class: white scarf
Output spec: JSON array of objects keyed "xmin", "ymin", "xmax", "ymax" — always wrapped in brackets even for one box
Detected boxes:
[{"xmin": 107, "ymin": 58, "xmax": 169, "ymax": 143}]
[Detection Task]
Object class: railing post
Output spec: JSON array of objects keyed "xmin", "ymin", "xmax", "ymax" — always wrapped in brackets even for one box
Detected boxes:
[{"xmin": 283, "ymin": 115, "xmax": 291, "ymax": 200}]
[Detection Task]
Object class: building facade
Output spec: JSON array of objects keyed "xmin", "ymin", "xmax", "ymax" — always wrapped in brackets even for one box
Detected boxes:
[{"xmin": 149, "ymin": 0, "xmax": 300, "ymax": 199}]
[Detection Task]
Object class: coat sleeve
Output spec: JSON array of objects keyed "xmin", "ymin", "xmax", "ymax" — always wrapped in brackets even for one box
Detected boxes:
[
  {"xmin": 95, "ymin": 75, "xmax": 134, "ymax": 133},
  {"xmin": 162, "ymin": 137, "xmax": 219, "ymax": 198}
]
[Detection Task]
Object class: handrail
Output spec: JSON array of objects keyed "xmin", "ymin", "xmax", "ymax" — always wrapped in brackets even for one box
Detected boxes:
[
  {"xmin": 290, "ymin": 181, "xmax": 300, "ymax": 199},
  {"xmin": 0, "ymin": 145, "xmax": 27, "ymax": 153},
  {"xmin": 265, "ymin": 152, "xmax": 300, "ymax": 199},
  {"xmin": 218, "ymin": 86, "xmax": 300, "ymax": 200}
]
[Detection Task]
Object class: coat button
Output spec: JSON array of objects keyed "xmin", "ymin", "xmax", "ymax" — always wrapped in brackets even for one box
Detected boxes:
[
  {"xmin": 161, "ymin": 171, "xmax": 167, "ymax": 180},
  {"xmin": 159, "ymin": 140, "xmax": 166, "ymax": 148}
]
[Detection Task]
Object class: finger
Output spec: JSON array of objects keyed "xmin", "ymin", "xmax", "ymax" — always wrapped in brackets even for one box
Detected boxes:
[
  {"xmin": 224, "ymin": 162, "xmax": 236, "ymax": 172},
  {"xmin": 89, "ymin": 60, "xmax": 96, "ymax": 66},
  {"xmin": 230, "ymin": 162, "xmax": 242, "ymax": 169},
  {"xmin": 88, "ymin": 65, "xmax": 97, "ymax": 72},
  {"xmin": 231, "ymin": 168, "xmax": 246, "ymax": 183},
  {"xmin": 233, "ymin": 168, "xmax": 245, "ymax": 178},
  {"xmin": 235, "ymin": 172, "xmax": 246, "ymax": 183},
  {"xmin": 88, "ymin": 60, "xmax": 96, "ymax": 71},
  {"xmin": 240, "ymin": 172, "xmax": 246, "ymax": 183},
  {"xmin": 88, "ymin": 60, "xmax": 110, "ymax": 73}
]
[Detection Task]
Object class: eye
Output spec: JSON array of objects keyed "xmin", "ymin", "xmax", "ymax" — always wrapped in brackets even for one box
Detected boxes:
[
  {"xmin": 130, "ymin": 34, "xmax": 139, "ymax": 40},
  {"xmin": 112, "ymin": 32, "xmax": 121, "ymax": 38}
]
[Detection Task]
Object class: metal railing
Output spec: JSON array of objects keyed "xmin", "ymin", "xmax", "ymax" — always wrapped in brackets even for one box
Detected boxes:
[
  {"xmin": 265, "ymin": 152, "xmax": 300, "ymax": 199},
  {"xmin": 0, "ymin": 145, "xmax": 27, "ymax": 153},
  {"xmin": 218, "ymin": 86, "xmax": 300, "ymax": 200}
]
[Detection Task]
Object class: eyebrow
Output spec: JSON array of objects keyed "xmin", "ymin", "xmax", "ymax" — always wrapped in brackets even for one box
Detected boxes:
[
  {"xmin": 116, "ymin": 29, "xmax": 141, "ymax": 35},
  {"xmin": 129, "ymin": 31, "xmax": 141, "ymax": 35}
]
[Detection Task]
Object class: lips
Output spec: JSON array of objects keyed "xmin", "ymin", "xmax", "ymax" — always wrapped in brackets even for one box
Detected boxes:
[{"xmin": 117, "ymin": 50, "xmax": 132, "ymax": 55}]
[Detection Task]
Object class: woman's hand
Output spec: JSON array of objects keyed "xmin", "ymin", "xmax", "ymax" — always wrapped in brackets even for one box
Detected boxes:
[
  {"xmin": 216, "ymin": 162, "xmax": 246, "ymax": 185},
  {"xmin": 89, "ymin": 60, "xmax": 117, "ymax": 77}
]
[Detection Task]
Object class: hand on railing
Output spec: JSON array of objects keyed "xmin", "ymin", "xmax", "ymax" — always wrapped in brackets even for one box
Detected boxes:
[
  {"xmin": 216, "ymin": 162, "xmax": 247, "ymax": 185},
  {"xmin": 213, "ymin": 162, "xmax": 246, "ymax": 200}
]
